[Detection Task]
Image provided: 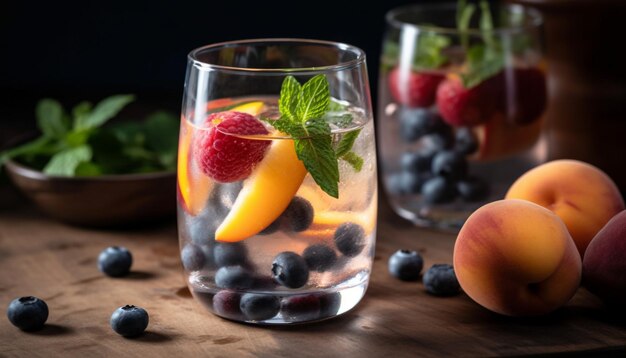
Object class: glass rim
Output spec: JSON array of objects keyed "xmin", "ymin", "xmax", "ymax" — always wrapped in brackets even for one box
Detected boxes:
[
  {"xmin": 385, "ymin": 3, "xmax": 543, "ymax": 36},
  {"xmin": 187, "ymin": 38, "xmax": 367, "ymax": 74}
]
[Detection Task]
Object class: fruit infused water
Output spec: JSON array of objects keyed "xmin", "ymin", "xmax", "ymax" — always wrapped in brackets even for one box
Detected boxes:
[
  {"xmin": 178, "ymin": 73, "xmax": 377, "ymax": 324},
  {"xmin": 378, "ymin": 2, "xmax": 547, "ymax": 230}
]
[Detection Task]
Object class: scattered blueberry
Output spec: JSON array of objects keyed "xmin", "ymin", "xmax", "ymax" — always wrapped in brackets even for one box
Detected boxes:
[
  {"xmin": 319, "ymin": 292, "xmax": 342, "ymax": 317},
  {"xmin": 424, "ymin": 122, "xmax": 455, "ymax": 150},
  {"xmin": 6, "ymin": 296, "xmax": 48, "ymax": 331},
  {"xmin": 456, "ymin": 176, "xmax": 490, "ymax": 202},
  {"xmin": 399, "ymin": 108, "xmax": 439, "ymax": 142},
  {"xmin": 98, "ymin": 246, "xmax": 133, "ymax": 277},
  {"xmin": 271, "ymin": 252, "xmax": 309, "ymax": 288},
  {"xmin": 421, "ymin": 176, "xmax": 457, "ymax": 204},
  {"xmin": 215, "ymin": 265, "xmax": 255, "ymax": 289},
  {"xmin": 110, "ymin": 305, "xmax": 149, "ymax": 337},
  {"xmin": 388, "ymin": 250, "xmax": 424, "ymax": 281},
  {"xmin": 181, "ymin": 244, "xmax": 205, "ymax": 272},
  {"xmin": 303, "ymin": 244, "xmax": 337, "ymax": 272},
  {"xmin": 431, "ymin": 150, "xmax": 468, "ymax": 180},
  {"xmin": 282, "ymin": 197, "xmax": 314, "ymax": 232},
  {"xmin": 400, "ymin": 150, "xmax": 435, "ymax": 174},
  {"xmin": 281, "ymin": 295, "xmax": 321, "ymax": 322},
  {"xmin": 239, "ymin": 294, "xmax": 280, "ymax": 321},
  {"xmin": 212, "ymin": 290, "xmax": 243, "ymax": 320},
  {"xmin": 455, "ymin": 127, "xmax": 479, "ymax": 155},
  {"xmin": 334, "ymin": 223, "xmax": 366, "ymax": 257},
  {"xmin": 423, "ymin": 264, "xmax": 461, "ymax": 296},
  {"xmin": 214, "ymin": 242, "xmax": 248, "ymax": 267}
]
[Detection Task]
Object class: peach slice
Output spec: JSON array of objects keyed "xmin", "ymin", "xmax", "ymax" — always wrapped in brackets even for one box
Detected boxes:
[{"xmin": 215, "ymin": 138, "xmax": 307, "ymax": 242}]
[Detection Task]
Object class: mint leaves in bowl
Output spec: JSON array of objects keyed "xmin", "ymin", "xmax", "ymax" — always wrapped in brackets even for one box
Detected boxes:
[{"xmin": 1, "ymin": 95, "xmax": 178, "ymax": 227}]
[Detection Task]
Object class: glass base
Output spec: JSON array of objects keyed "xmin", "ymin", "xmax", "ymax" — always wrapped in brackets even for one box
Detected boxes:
[{"xmin": 189, "ymin": 271, "xmax": 369, "ymax": 325}]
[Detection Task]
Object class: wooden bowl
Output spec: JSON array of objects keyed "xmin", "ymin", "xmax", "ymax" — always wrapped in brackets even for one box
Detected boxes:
[{"xmin": 4, "ymin": 159, "xmax": 176, "ymax": 228}]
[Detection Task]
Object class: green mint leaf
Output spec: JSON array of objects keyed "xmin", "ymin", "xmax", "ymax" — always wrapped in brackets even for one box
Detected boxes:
[
  {"xmin": 479, "ymin": 0, "xmax": 496, "ymax": 48},
  {"xmin": 279, "ymin": 76, "xmax": 301, "ymax": 121},
  {"xmin": 340, "ymin": 151, "xmax": 363, "ymax": 172},
  {"xmin": 0, "ymin": 137, "xmax": 51, "ymax": 166},
  {"xmin": 457, "ymin": 1, "xmax": 476, "ymax": 49},
  {"xmin": 295, "ymin": 118, "xmax": 339, "ymax": 198},
  {"xmin": 335, "ymin": 129, "xmax": 361, "ymax": 158},
  {"xmin": 75, "ymin": 162, "xmax": 102, "ymax": 176},
  {"xmin": 72, "ymin": 101, "xmax": 92, "ymax": 121},
  {"xmin": 296, "ymin": 74, "xmax": 330, "ymax": 122},
  {"xmin": 461, "ymin": 44, "xmax": 504, "ymax": 88},
  {"xmin": 414, "ymin": 31, "xmax": 451, "ymax": 69},
  {"xmin": 43, "ymin": 145, "xmax": 92, "ymax": 176},
  {"xmin": 74, "ymin": 94, "xmax": 135, "ymax": 131},
  {"xmin": 144, "ymin": 111, "xmax": 179, "ymax": 157},
  {"xmin": 36, "ymin": 99, "xmax": 68, "ymax": 139}
]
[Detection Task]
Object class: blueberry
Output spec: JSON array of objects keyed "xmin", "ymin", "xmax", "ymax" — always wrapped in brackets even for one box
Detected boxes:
[
  {"xmin": 239, "ymin": 294, "xmax": 280, "ymax": 321},
  {"xmin": 215, "ymin": 265, "xmax": 254, "ymax": 289},
  {"xmin": 6, "ymin": 296, "xmax": 48, "ymax": 331},
  {"xmin": 421, "ymin": 176, "xmax": 457, "ymax": 204},
  {"xmin": 423, "ymin": 264, "xmax": 461, "ymax": 296},
  {"xmin": 424, "ymin": 122, "xmax": 455, "ymax": 150},
  {"xmin": 319, "ymin": 292, "xmax": 342, "ymax": 317},
  {"xmin": 399, "ymin": 108, "xmax": 439, "ymax": 142},
  {"xmin": 271, "ymin": 252, "xmax": 309, "ymax": 288},
  {"xmin": 186, "ymin": 212, "xmax": 217, "ymax": 244},
  {"xmin": 400, "ymin": 150, "xmax": 435, "ymax": 174},
  {"xmin": 334, "ymin": 223, "xmax": 366, "ymax": 257},
  {"xmin": 283, "ymin": 196, "xmax": 314, "ymax": 232},
  {"xmin": 388, "ymin": 250, "xmax": 424, "ymax": 281},
  {"xmin": 457, "ymin": 176, "xmax": 490, "ymax": 202},
  {"xmin": 431, "ymin": 151, "xmax": 468, "ymax": 180},
  {"xmin": 110, "ymin": 305, "xmax": 149, "ymax": 337},
  {"xmin": 387, "ymin": 171, "xmax": 425, "ymax": 195},
  {"xmin": 281, "ymin": 295, "xmax": 321, "ymax": 322},
  {"xmin": 455, "ymin": 127, "xmax": 479, "ymax": 155},
  {"xmin": 258, "ymin": 219, "xmax": 281, "ymax": 235},
  {"xmin": 214, "ymin": 242, "xmax": 248, "ymax": 267},
  {"xmin": 98, "ymin": 246, "xmax": 133, "ymax": 277},
  {"xmin": 212, "ymin": 290, "xmax": 243, "ymax": 320},
  {"xmin": 303, "ymin": 244, "xmax": 337, "ymax": 272},
  {"xmin": 181, "ymin": 243, "xmax": 205, "ymax": 271}
]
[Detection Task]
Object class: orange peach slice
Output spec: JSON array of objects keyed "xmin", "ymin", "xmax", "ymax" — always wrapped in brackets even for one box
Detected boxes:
[{"xmin": 215, "ymin": 138, "xmax": 307, "ymax": 242}]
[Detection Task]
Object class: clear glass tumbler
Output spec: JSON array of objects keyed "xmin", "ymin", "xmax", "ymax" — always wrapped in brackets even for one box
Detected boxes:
[
  {"xmin": 177, "ymin": 39, "xmax": 377, "ymax": 324},
  {"xmin": 378, "ymin": 3, "xmax": 547, "ymax": 230}
]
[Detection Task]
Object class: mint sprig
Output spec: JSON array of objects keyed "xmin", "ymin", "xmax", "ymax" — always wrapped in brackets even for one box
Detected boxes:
[
  {"xmin": 381, "ymin": 31, "xmax": 450, "ymax": 72},
  {"xmin": 268, "ymin": 75, "xmax": 363, "ymax": 198}
]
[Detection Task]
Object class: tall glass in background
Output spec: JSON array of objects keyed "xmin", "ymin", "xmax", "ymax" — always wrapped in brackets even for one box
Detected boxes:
[
  {"xmin": 178, "ymin": 39, "xmax": 377, "ymax": 324},
  {"xmin": 378, "ymin": 3, "xmax": 546, "ymax": 230}
]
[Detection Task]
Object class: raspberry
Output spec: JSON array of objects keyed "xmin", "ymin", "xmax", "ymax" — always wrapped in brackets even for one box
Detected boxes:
[
  {"xmin": 388, "ymin": 67, "xmax": 444, "ymax": 108},
  {"xmin": 193, "ymin": 111, "xmax": 270, "ymax": 182},
  {"xmin": 436, "ymin": 76, "xmax": 498, "ymax": 127}
]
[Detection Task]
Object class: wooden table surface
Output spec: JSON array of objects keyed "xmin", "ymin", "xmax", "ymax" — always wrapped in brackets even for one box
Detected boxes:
[{"xmin": 1, "ymin": 195, "xmax": 625, "ymax": 358}]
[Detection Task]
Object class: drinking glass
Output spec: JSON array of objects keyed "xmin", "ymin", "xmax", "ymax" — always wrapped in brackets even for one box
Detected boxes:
[
  {"xmin": 378, "ymin": 3, "xmax": 546, "ymax": 230},
  {"xmin": 177, "ymin": 39, "xmax": 377, "ymax": 324}
]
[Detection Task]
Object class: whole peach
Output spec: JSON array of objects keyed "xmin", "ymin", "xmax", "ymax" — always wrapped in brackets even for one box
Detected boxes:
[
  {"xmin": 505, "ymin": 160, "xmax": 625, "ymax": 257},
  {"xmin": 582, "ymin": 210, "xmax": 626, "ymax": 305},
  {"xmin": 454, "ymin": 199, "xmax": 582, "ymax": 316}
]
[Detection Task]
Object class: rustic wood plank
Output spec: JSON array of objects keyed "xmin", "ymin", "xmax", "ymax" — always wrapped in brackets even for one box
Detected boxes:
[{"xmin": 1, "ymin": 199, "xmax": 625, "ymax": 357}]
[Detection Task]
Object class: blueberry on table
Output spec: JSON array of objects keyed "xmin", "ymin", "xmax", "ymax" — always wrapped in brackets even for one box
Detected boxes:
[
  {"xmin": 303, "ymin": 244, "xmax": 338, "ymax": 272},
  {"xmin": 423, "ymin": 264, "xmax": 461, "ymax": 296},
  {"xmin": 98, "ymin": 246, "xmax": 133, "ymax": 277},
  {"xmin": 110, "ymin": 305, "xmax": 149, "ymax": 337},
  {"xmin": 214, "ymin": 242, "xmax": 248, "ymax": 267},
  {"xmin": 283, "ymin": 196, "xmax": 314, "ymax": 232},
  {"xmin": 431, "ymin": 150, "xmax": 468, "ymax": 180},
  {"xmin": 239, "ymin": 294, "xmax": 280, "ymax": 321},
  {"xmin": 6, "ymin": 296, "xmax": 48, "ymax": 331},
  {"xmin": 454, "ymin": 127, "xmax": 479, "ymax": 155},
  {"xmin": 399, "ymin": 107, "xmax": 440, "ymax": 142},
  {"xmin": 272, "ymin": 252, "xmax": 309, "ymax": 288},
  {"xmin": 421, "ymin": 176, "xmax": 457, "ymax": 204},
  {"xmin": 181, "ymin": 243, "xmax": 206, "ymax": 272},
  {"xmin": 457, "ymin": 176, "xmax": 490, "ymax": 202},
  {"xmin": 215, "ymin": 265, "xmax": 255, "ymax": 289},
  {"xmin": 388, "ymin": 250, "xmax": 424, "ymax": 281},
  {"xmin": 334, "ymin": 223, "xmax": 366, "ymax": 257}
]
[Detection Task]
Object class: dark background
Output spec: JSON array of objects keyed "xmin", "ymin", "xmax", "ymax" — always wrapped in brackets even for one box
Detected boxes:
[{"xmin": 0, "ymin": 0, "xmax": 439, "ymax": 145}]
